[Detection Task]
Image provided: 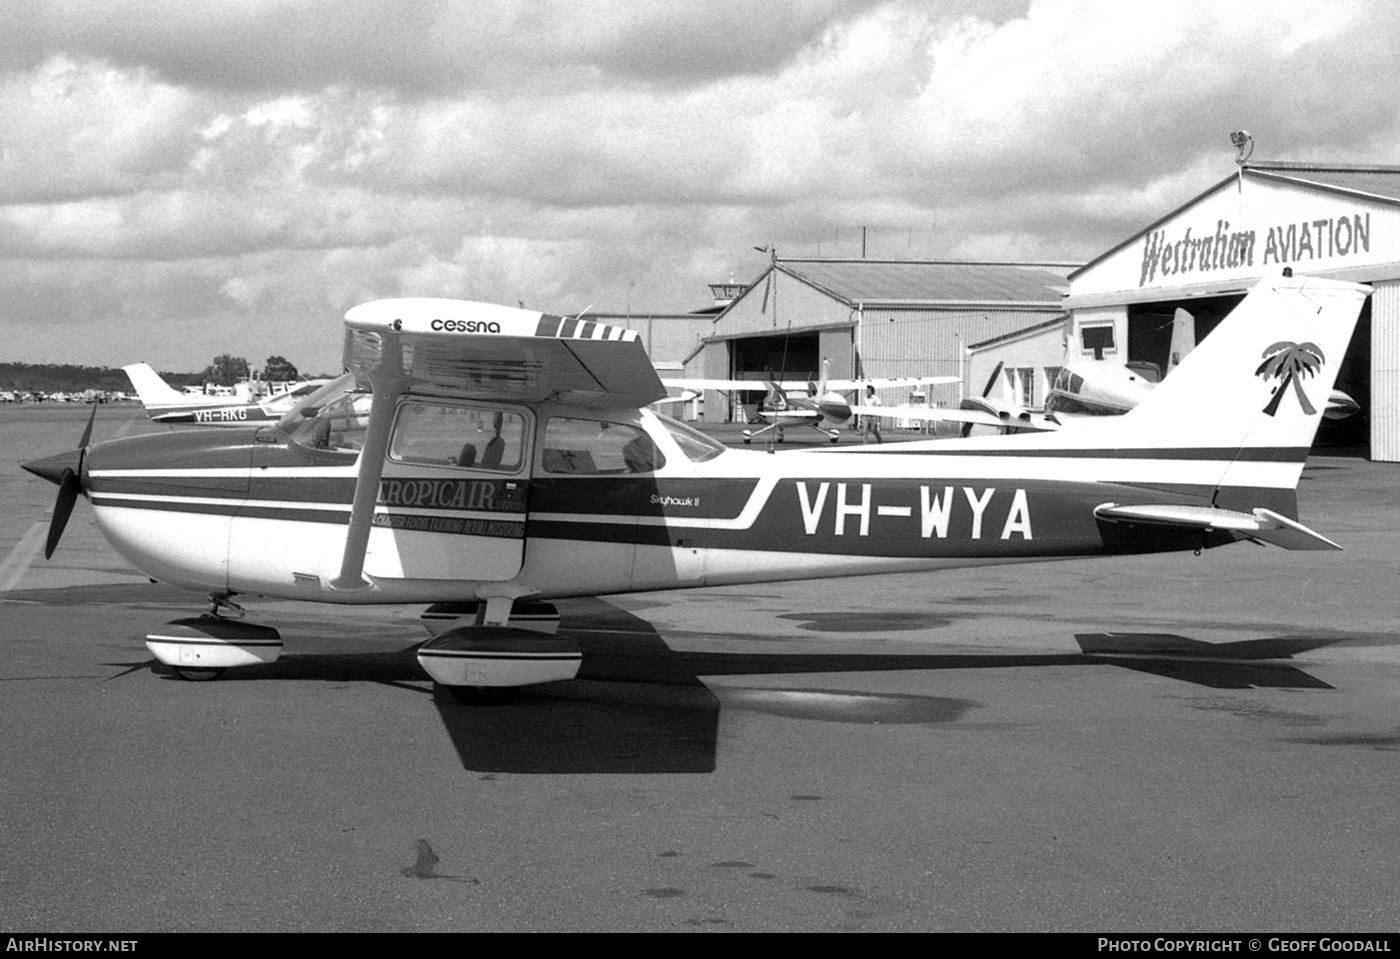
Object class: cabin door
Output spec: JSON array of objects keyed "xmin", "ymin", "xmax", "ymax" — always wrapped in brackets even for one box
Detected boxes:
[{"xmin": 364, "ymin": 400, "xmax": 532, "ymax": 582}]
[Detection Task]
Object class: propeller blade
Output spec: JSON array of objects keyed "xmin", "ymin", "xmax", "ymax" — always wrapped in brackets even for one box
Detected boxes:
[
  {"xmin": 45, "ymin": 469, "xmax": 81, "ymax": 560},
  {"xmin": 982, "ymin": 361, "xmax": 1005, "ymax": 398},
  {"xmin": 26, "ymin": 403, "xmax": 100, "ymax": 560},
  {"xmin": 77, "ymin": 401, "xmax": 98, "ymax": 452}
]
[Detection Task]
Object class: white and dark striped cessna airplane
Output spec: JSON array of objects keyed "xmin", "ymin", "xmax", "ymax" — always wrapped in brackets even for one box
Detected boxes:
[
  {"xmin": 23, "ymin": 273, "xmax": 1368, "ymax": 699},
  {"xmin": 122, "ymin": 363, "xmax": 330, "ymax": 426}
]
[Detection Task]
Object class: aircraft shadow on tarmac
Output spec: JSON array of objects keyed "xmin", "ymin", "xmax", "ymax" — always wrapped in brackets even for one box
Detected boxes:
[{"xmin": 61, "ymin": 588, "xmax": 1344, "ymax": 775}]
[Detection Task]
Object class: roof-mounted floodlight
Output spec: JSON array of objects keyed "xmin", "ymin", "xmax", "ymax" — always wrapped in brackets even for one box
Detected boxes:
[{"xmin": 1230, "ymin": 130, "xmax": 1254, "ymax": 165}]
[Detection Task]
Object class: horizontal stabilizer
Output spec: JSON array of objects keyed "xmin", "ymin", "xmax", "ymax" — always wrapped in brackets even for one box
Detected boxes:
[{"xmin": 1094, "ymin": 503, "xmax": 1341, "ymax": 551}]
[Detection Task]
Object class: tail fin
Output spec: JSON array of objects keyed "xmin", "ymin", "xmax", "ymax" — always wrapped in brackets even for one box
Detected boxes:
[
  {"xmin": 1122, "ymin": 274, "xmax": 1367, "ymax": 445},
  {"xmin": 122, "ymin": 363, "xmax": 193, "ymax": 407},
  {"xmin": 1167, "ymin": 307, "xmax": 1196, "ymax": 373},
  {"xmin": 1105, "ymin": 273, "xmax": 1369, "ymax": 503}
]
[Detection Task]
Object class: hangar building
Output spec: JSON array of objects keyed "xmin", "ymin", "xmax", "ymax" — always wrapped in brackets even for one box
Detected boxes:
[
  {"xmin": 1064, "ymin": 161, "xmax": 1400, "ymax": 458},
  {"xmin": 688, "ymin": 258, "xmax": 1076, "ymax": 422}
]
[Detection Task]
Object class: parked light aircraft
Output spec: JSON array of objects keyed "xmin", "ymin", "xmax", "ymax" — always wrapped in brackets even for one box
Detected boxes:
[
  {"xmin": 663, "ymin": 361, "xmax": 957, "ymax": 444},
  {"xmin": 23, "ymin": 274, "xmax": 1366, "ymax": 699},
  {"xmin": 866, "ymin": 306, "xmax": 1357, "ymax": 434},
  {"xmin": 123, "ymin": 363, "xmax": 330, "ymax": 426}
]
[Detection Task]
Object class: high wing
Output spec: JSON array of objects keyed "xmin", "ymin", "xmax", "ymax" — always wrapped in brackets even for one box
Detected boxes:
[
  {"xmin": 658, "ymin": 377, "xmax": 772, "ymax": 393},
  {"xmin": 849, "ymin": 400, "xmax": 1063, "ymax": 433},
  {"xmin": 651, "ymin": 390, "xmax": 699, "ymax": 407},
  {"xmin": 330, "ymin": 298, "xmax": 665, "ymax": 592},
  {"xmin": 661, "ymin": 374, "xmax": 957, "ymax": 393},
  {"xmin": 344, "ymin": 298, "xmax": 665, "ymax": 409},
  {"xmin": 827, "ymin": 375, "xmax": 960, "ymax": 391}
]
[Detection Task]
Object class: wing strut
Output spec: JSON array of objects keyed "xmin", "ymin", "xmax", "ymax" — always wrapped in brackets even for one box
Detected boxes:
[{"xmin": 332, "ymin": 334, "xmax": 410, "ymax": 591}]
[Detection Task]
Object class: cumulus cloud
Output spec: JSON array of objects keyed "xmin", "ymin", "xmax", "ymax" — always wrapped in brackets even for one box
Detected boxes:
[
  {"xmin": 1, "ymin": 0, "xmax": 1397, "ymax": 371},
  {"xmin": 1, "ymin": 0, "xmax": 892, "ymax": 94}
]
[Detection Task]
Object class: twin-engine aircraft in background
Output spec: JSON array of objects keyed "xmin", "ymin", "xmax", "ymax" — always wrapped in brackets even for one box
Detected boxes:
[
  {"xmin": 662, "ymin": 361, "xmax": 956, "ymax": 444},
  {"xmin": 24, "ymin": 273, "xmax": 1368, "ymax": 700},
  {"xmin": 123, "ymin": 363, "xmax": 330, "ymax": 426}
]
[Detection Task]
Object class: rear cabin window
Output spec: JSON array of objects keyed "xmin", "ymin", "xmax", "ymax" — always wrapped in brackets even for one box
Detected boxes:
[
  {"xmin": 542, "ymin": 418, "xmax": 664, "ymax": 474},
  {"xmin": 390, "ymin": 402, "xmax": 527, "ymax": 472}
]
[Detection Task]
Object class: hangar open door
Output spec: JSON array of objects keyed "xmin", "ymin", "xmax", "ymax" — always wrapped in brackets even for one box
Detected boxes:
[
  {"xmin": 1129, "ymin": 294, "xmax": 1372, "ymax": 452},
  {"xmin": 730, "ymin": 332, "xmax": 821, "ymax": 381},
  {"xmin": 1127, "ymin": 294, "xmax": 1241, "ymax": 378},
  {"xmin": 728, "ymin": 332, "xmax": 821, "ymax": 423}
]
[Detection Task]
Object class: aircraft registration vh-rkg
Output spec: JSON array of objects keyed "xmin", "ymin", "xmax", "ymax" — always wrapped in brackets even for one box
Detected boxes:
[
  {"xmin": 122, "ymin": 362, "xmax": 332, "ymax": 426},
  {"xmin": 22, "ymin": 272, "xmax": 1368, "ymax": 700}
]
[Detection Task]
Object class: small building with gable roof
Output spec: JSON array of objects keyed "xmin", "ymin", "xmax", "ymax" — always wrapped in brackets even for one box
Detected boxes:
[{"xmin": 683, "ymin": 257, "xmax": 1076, "ymax": 422}]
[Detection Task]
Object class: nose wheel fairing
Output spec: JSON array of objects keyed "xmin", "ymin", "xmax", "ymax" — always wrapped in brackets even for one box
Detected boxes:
[{"xmin": 145, "ymin": 615, "xmax": 283, "ymax": 679}]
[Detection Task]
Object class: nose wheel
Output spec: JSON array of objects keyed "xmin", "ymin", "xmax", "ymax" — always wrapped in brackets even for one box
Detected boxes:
[
  {"xmin": 146, "ymin": 601, "xmax": 283, "ymax": 682},
  {"xmin": 170, "ymin": 665, "xmax": 226, "ymax": 682}
]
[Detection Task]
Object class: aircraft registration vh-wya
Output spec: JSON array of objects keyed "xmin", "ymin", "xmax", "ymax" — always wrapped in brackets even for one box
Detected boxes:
[{"xmin": 23, "ymin": 272, "xmax": 1368, "ymax": 700}]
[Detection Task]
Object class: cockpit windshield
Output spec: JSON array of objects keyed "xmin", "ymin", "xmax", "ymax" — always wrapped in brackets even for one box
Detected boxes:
[
  {"xmin": 654, "ymin": 412, "xmax": 726, "ymax": 463},
  {"xmin": 277, "ymin": 373, "xmax": 372, "ymax": 453}
]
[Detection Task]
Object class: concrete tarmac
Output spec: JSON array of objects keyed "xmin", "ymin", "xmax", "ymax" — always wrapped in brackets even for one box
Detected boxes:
[{"xmin": 2, "ymin": 404, "xmax": 1399, "ymax": 932}]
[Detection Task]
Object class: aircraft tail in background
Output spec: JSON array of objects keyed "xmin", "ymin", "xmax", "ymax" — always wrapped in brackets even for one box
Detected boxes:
[
  {"xmin": 122, "ymin": 363, "xmax": 277, "ymax": 425},
  {"xmin": 1167, "ymin": 307, "xmax": 1196, "ymax": 374},
  {"xmin": 122, "ymin": 363, "xmax": 208, "ymax": 409}
]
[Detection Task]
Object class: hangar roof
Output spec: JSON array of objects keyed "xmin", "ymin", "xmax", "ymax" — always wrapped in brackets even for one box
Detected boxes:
[
  {"xmin": 967, "ymin": 312, "xmax": 1070, "ymax": 351},
  {"xmin": 1071, "ymin": 161, "xmax": 1400, "ymax": 280},
  {"xmin": 770, "ymin": 258, "xmax": 1076, "ymax": 308},
  {"xmin": 1246, "ymin": 161, "xmax": 1400, "ymax": 203}
]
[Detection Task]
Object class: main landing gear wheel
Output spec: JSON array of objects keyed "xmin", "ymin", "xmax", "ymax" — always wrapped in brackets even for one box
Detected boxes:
[
  {"xmin": 170, "ymin": 665, "xmax": 225, "ymax": 682},
  {"xmin": 443, "ymin": 684, "xmax": 516, "ymax": 705}
]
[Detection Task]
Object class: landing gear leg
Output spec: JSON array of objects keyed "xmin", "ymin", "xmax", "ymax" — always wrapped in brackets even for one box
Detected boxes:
[{"xmin": 207, "ymin": 593, "xmax": 245, "ymax": 619}]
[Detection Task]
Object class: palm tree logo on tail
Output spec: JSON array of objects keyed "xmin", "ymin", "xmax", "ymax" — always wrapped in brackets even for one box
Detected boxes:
[{"xmin": 1256, "ymin": 341, "xmax": 1324, "ymax": 416}]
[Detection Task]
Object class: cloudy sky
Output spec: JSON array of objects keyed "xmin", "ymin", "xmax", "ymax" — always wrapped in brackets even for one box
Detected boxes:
[{"xmin": 2, "ymin": 0, "xmax": 1396, "ymax": 374}]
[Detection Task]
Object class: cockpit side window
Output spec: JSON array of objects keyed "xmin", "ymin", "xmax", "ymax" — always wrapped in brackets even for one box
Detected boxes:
[
  {"xmin": 654, "ymin": 412, "xmax": 726, "ymax": 463},
  {"xmin": 542, "ymin": 417, "xmax": 665, "ymax": 475},
  {"xmin": 283, "ymin": 388, "xmax": 371, "ymax": 453},
  {"xmin": 390, "ymin": 402, "xmax": 527, "ymax": 473}
]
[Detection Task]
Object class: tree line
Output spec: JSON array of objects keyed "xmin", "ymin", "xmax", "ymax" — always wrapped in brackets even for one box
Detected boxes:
[{"xmin": 2, "ymin": 355, "xmax": 320, "ymax": 394}]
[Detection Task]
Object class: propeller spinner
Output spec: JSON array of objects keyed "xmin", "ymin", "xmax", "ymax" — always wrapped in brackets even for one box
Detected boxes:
[{"xmin": 21, "ymin": 403, "xmax": 98, "ymax": 559}]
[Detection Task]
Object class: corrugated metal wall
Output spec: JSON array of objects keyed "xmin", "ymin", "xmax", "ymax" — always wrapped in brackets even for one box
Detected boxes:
[
  {"xmin": 859, "ymin": 308, "xmax": 1062, "ymax": 407},
  {"xmin": 1370, "ymin": 280, "xmax": 1400, "ymax": 461}
]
